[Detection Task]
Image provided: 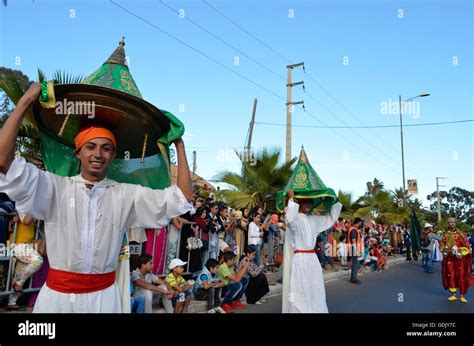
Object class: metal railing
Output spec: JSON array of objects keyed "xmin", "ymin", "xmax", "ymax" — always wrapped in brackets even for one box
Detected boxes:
[
  {"xmin": 149, "ymin": 221, "xmax": 211, "ymax": 278},
  {"xmin": 0, "ymin": 211, "xmax": 42, "ymax": 297}
]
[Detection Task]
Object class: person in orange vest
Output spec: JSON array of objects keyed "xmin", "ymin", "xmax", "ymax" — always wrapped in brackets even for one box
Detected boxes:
[{"xmin": 349, "ymin": 217, "xmax": 364, "ymax": 284}]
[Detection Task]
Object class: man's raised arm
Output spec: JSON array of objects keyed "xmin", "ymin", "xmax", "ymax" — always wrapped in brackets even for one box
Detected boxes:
[
  {"xmin": 0, "ymin": 83, "xmax": 41, "ymax": 174},
  {"xmin": 173, "ymin": 138, "xmax": 193, "ymax": 202}
]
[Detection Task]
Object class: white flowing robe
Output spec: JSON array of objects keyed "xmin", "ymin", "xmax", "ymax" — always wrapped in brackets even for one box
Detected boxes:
[
  {"xmin": 282, "ymin": 200, "xmax": 342, "ymax": 313},
  {"xmin": 0, "ymin": 156, "xmax": 193, "ymax": 313}
]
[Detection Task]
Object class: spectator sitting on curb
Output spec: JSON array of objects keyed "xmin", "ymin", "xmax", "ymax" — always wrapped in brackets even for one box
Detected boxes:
[
  {"xmin": 130, "ymin": 275, "xmax": 145, "ymax": 313},
  {"xmin": 132, "ymin": 254, "xmax": 174, "ymax": 313},
  {"xmin": 193, "ymin": 258, "xmax": 226, "ymax": 313},
  {"xmin": 315, "ymin": 238, "xmax": 335, "ymax": 270},
  {"xmin": 219, "ymin": 251, "xmax": 250, "ymax": 313},
  {"xmin": 165, "ymin": 258, "xmax": 193, "ymax": 313}
]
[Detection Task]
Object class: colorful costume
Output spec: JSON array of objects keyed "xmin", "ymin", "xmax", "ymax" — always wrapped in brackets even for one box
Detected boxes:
[
  {"xmin": 278, "ymin": 147, "xmax": 341, "ymax": 313},
  {"xmin": 0, "ymin": 39, "xmax": 192, "ymax": 312},
  {"xmin": 440, "ymin": 225, "xmax": 472, "ymax": 297}
]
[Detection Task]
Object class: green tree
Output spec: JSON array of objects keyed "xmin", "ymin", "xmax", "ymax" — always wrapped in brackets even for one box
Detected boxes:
[
  {"xmin": 427, "ymin": 187, "xmax": 474, "ymax": 224},
  {"xmin": 0, "ymin": 67, "xmax": 83, "ymax": 167},
  {"xmin": 337, "ymin": 190, "xmax": 355, "ymax": 218},
  {"xmin": 390, "ymin": 187, "xmax": 413, "ymax": 208},
  {"xmin": 214, "ymin": 147, "xmax": 296, "ymax": 210},
  {"xmin": 366, "ymin": 178, "xmax": 384, "ymax": 196}
]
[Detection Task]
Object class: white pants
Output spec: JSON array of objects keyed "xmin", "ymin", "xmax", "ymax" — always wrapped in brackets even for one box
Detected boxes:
[
  {"xmin": 133, "ymin": 289, "xmax": 173, "ymax": 313},
  {"xmin": 33, "ymin": 282, "xmax": 121, "ymax": 313}
]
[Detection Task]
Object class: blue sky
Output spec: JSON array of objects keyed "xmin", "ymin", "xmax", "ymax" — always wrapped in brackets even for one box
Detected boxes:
[{"xmin": 0, "ymin": 0, "xmax": 472, "ymax": 206}]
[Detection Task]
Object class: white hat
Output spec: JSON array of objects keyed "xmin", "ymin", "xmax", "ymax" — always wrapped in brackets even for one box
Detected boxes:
[
  {"xmin": 169, "ymin": 258, "xmax": 187, "ymax": 270},
  {"xmin": 424, "ymin": 223, "xmax": 433, "ymax": 228}
]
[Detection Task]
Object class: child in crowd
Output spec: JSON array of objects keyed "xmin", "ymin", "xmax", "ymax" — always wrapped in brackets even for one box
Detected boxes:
[
  {"xmin": 337, "ymin": 234, "xmax": 348, "ymax": 267},
  {"xmin": 132, "ymin": 254, "xmax": 174, "ymax": 313},
  {"xmin": 366, "ymin": 247, "xmax": 379, "ymax": 271},
  {"xmin": 193, "ymin": 258, "xmax": 226, "ymax": 313},
  {"xmin": 165, "ymin": 258, "xmax": 193, "ymax": 313},
  {"xmin": 219, "ymin": 251, "xmax": 249, "ymax": 313}
]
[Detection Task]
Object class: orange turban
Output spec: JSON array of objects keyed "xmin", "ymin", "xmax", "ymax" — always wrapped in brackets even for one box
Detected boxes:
[{"xmin": 74, "ymin": 127, "xmax": 117, "ymax": 150}]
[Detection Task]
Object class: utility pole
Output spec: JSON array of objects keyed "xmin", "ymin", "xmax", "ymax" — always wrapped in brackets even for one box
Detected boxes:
[
  {"xmin": 192, "ymin": 150, "xmax": 197, "ymax": 176},
  {"xmin": 286, "ymin": 62, "xmax": 305, "ymax": 162},
  {"xmin": 399, "ymin": 95, "xmax": 406, "ymax": 207},
  {"xmin": 398, "ymin": 93, "xmax": 430, "ymax": 207},
  {"xmin": 436, "ymin": 177, "xmax": 446, "ymax": 222},
  {"xmin": 246, "ymin": 98, "xmax": 257, "ymax": 160}
]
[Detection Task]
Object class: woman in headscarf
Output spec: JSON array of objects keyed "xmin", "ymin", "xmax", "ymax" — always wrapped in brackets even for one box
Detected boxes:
[
  {"xmin": 236, "ymin": 246, "xmax": 269, "ymax": 305},
  {"xmin": 191, "ymin": 207, "xmax": 208, "ymax": 270},
  {"xmin": 268, "ymin": 214, "xmax": 281, "ymax": 272},
  {"xmin": 233, "ymin": 210, "xmax": 248, "ymax": 259}
]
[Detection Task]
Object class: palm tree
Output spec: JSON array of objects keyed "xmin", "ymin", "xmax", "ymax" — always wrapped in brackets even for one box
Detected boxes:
[
  {"xmin": 355, "ymin": 190, "xmax": 394, "ymax": 219},
  {"xmin": 366, "ymin": 178, "xmax": 384, "ymax": 196},
  {"xmin": 391, "ymin": 187, "xmax": 413, "ymax": 207},
  {"xmin": 214, "ymin": 147, "xmax": 296, "ymax": 210},
  {"xmin": 407, "ymin": 197, "xmax": 423, "ymax": 211},
  {"xmin": 0, "ymin": 67, "xmax": 83, "ymax": 167},
  {"xmin": 337, "ymin": 190, "xmax": 355, "ymax": 218}
]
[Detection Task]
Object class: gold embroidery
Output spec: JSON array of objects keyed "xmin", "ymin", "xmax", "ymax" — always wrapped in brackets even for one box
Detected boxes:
[
  {"xmin": 293, "ymin": 166, "xmax": 308, "ymax": 189},
  {"xmin": 119, "ymin": 69, "xmax": 140, "ymax": 97}
]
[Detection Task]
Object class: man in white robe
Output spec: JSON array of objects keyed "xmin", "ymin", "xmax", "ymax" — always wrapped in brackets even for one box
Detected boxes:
[
  {"xmin": 0, "ymin": 83, "xmax": 194, "ymax": 312},
  {"xmin": 282, "ymin": 189, "xmax": 342, "ymax": 313}
]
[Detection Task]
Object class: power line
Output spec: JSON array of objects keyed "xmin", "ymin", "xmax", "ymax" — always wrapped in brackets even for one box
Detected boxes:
[
  {"xmin": 254, "ymin": 119, "xmax": 473, "ymax": 129},
  {"xmin": 110, "ymin": 1, "xmax": 423, "ymax": 181},
  {"xmin": 301, "ymin": 73, "xmax": 430, "ymax": 164},
  {"xmin": 296, "ymin": 105, "xmax": 402, "ymax": 176},
  {"xmin": 301, "ymin": 89, "xmax": 431, "ymax": 180},
  {"xmin": 110, "ymin": 0, "xmax": 285, "ymax": 101},
  {"xmin": 199, "ymin": 2, "xmax": 435, "ymax": 181},
  {"xmin": 303, "ymin": 90, "xmax": 398, "ymax": 161},
  {"xmin": 202, "ymin": 0, "xmax": 293, "ymax": 64},
  {"xmin": 161, "ymin": 0, "xmax": 428, "ymax": 177},
  {"xmin": 159, "ymin": 0, "xmax": 287, "ymax": 83}
]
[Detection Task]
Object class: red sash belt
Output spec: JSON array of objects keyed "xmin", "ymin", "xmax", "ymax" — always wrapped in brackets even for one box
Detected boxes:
[
  {"xmin": 294, "ymin": 249, "xmax": 315, "ymax": 254},
  {"xmin": 46, "ymin": 268, "xmax": 115, "ymax": 294}
]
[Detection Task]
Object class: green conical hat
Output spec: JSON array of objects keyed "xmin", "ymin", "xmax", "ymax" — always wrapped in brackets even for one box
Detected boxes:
[
  {"xmin": 81, "ymin": 37, "xmax": 142, "ymax": 98},
  {"xmin": 32, "ymin": 38, "xmax": 185, "ymax": 189},
  {"xmin": 276, "ymin": 146, "xmax": 338, "ymax": 212},
  {"xmin": 33, "ymin": 38, "xmax": 183, "ymax": 158}
]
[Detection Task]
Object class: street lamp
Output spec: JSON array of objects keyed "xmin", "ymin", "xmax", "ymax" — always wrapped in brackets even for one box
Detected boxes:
[{"xmin": 399, "ymin": 93, "xmax": 430, "ymax": 207}]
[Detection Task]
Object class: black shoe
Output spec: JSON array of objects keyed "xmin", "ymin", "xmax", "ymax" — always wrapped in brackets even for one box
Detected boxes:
[{"xmin": 350, "ymin": 278, "xmax": 362, "ymax": 285}]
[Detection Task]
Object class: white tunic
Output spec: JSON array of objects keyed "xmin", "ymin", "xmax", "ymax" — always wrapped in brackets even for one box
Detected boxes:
[
  {"xmin": 282, "ymin": 200, "xmax": 342, "ymax": 313},
  {"xmin": 0, "ymin": 156, "xmax": 193, "ymax": 313}
]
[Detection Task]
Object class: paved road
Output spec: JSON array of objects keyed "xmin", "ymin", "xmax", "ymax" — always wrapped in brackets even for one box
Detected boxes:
[{"xmin": 236, "ymin": 261, "xmax": 474, "ymax": 313}]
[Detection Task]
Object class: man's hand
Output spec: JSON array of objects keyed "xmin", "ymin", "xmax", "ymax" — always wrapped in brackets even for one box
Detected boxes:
[
  {"xmin": 173, "ymin": 137, "xmax": 184, "ymax": 147},
  {"xmin": 173, "ymin": 137, "xmax": 193, "ymax": 202},
  {"xmin": 287, "ymin": 189, "xmax": 295, "ymax": 199},
  {"xmin": 0, "ymin": 83, "xmax": 42, "ymax": 173},
  {"xmin": 20, "ymin": 83, "xmax": 41, "ymax": 105},
  {"xmin": 157, "ymin": 287, "xmax": 168, "ymax": 295}
]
